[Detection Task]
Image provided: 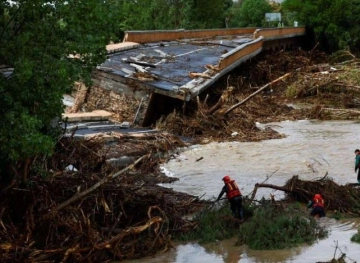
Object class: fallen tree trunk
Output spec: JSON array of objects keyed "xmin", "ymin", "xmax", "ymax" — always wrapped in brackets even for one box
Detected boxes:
[
  {"xmin": 334, "ymin": 81, "xmax": 360, "ymax": 91},
  {"xmin": 48, "ymin": 154, "xmax": 148, "ymax": 214},
  {"xmin": 224, "ymin": 73, "xmax": 291, "ymax": 116},
  {"xmin": 321, "ymin": 107, "xmax": 360, "ymax": 116},
  {"xmin": 249, "ymin": 182, "xmax": 302, "ymax": 205},
  {"xmin": 207, "ymin": 86, "xmax": 234, "ymax": 114}
]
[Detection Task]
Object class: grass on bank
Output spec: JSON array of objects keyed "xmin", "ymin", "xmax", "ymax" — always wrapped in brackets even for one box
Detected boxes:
[{"xmin": 176, "ymin": 200, "xmax": 328, "ymax": 250}]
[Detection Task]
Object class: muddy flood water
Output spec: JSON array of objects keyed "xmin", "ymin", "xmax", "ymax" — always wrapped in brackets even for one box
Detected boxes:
[{"xmin": 126, "ymin": 120, "xmax": 360, "ymax": 263}]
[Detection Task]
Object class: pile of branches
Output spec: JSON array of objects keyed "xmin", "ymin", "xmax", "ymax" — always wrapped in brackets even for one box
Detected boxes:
[
  {"xmin": 282, "ymin": 52, "xmax": 360, "ymax": 120},
  {"xmin": 156, "ymin": 76, "xmax": 293, "ymax": 142},
  {"xmin": 251, "ymin": 174, "xmax": 360, "ymax": 216},
  {"xmin": 0, "ymin": 136, "xmax": 207, "ymax": 263},
  {"xmin": 156, "ymin": 50, "xmax": 327, "ymax": 142},
  {"xmin": 284, "ymin": 175, "xmax": 360, "ymax": 215}
]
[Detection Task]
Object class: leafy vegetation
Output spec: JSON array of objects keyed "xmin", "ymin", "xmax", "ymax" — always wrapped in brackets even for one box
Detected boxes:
[
  {"xmin": 118, "ymin": 0, "xmax": 233, "ymax": 30},
  {"xmin": 351, "ymin": 228, "xmax": 360, "ymax": 243},
  {"xmin": 229, "ymin": 0, "xmax": 272, "ymax": 27},
  {"xmin": 237, "ymin": 202, "xmax": 328, "ymax": 250},
  {"xmin": 331, "ymin": 211, "xmax": 343, "ymax": 221},
  {"xmin": 176, "ymin": 201, "xmax": 237, "ymax": 243},
  {"xmin": 0, "ymin": 0, "xmax": 122, "ymax": 182},
  {"xmin": 177, "ymin": 200, "xmax": 327, "ymax": 250},
  {"xmin": 282, "ymin": 0, "xmax": 360, "ymax": 53}
]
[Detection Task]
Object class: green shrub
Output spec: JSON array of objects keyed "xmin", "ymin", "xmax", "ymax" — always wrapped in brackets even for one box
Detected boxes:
[
  {"xmin": 282, "ymin": 0, "xmax": 360, "ymax": 53},
  {"xmin": 176, "ymin": 201, "xmax": 246, "ymax": 243},
  {"xmin": 237, "ymin": 202, "xmax": 328, "ymax": 249},
  {"xmin": 351, "ymin": 228, "xmax": 360, "ymax": 243},
  {"xmin": 330, "ymin": 211, "xmax": 343, "ymax": 220}
]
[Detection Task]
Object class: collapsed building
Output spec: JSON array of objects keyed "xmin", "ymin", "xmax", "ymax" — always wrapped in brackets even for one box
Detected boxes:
[{"xmin": 67, "ymin": 27, "xmax": 308, "ymax": 127}]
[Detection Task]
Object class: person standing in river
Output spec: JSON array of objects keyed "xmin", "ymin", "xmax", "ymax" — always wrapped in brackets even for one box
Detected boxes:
[
  {"xmin": 217, "ymin": 175, "xmax": 243, "ymax": 220},
  {"xmin": 355, "ymin": 149, "xmax": 360, "ymax": 183},
  {"xmin": 307, "ymin": 193, "xmax": 326, "ymax": 218}
]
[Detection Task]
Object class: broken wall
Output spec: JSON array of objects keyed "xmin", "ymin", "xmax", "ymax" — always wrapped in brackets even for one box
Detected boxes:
[
  {"xmin": 83, "ymin": 85, "xmax": 147, "ymax": 125},
  {"xmin": 72, "ymin": 68, "xmax": 162, "ymax": 126}
]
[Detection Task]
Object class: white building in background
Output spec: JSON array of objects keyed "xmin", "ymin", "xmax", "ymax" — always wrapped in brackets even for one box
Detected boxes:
[{"xmin": 265, "ymin": 13, "xmax": 282, "ymax": 22}]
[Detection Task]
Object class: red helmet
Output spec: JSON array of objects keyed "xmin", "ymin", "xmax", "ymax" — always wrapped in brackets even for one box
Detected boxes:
[
  {"xmin": 222, "ymin": 175, "xmax": 231, "ymax": 182},
  {"xmin": 314, "ymin": 194, "xmax": 321, "ymax": 199}
]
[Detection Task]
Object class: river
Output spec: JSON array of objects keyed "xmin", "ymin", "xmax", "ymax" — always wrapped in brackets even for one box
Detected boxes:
[{"xmin": 126, "ymin": 120, "xmax": 360, "ymax": 263}]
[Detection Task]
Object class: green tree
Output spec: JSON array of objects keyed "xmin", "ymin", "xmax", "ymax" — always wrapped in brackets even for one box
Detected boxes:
[
  {"xmin": 118, "ymin": 0, "xmax": 233, "ymax": 30},
  {"xmin": 117, "ymin": 0, "xmax": 185, "ymax": 30},
  {"xmin": 282, "ymin": 0, "xmax": 360, "ymax": 53},
  {"xmin": 188, "ymin": 0, "xmax": 233, "ymax": 29},
  {"xmin": 230, "ymin": 0, "xmax": 272, "ymax": 27},
  {"xmin": 0, "ymin": 0, "xmax": 122, "ymax": 182}
]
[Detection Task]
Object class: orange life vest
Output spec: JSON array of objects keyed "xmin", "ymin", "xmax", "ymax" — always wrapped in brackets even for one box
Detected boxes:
[
  {"xmin": 225, "ymin": 180, "xmax": 241, "ymax": 199},
  {"xmin": 312, "ymin": 196, "xmax": 324, "ymax": 208}
]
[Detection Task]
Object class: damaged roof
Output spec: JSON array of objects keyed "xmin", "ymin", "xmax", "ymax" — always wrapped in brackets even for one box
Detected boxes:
[
  {"xmin": 98, "ymin": 33, "xmax": 257, "ymax": 101},
  {"xmin": 97, "ymin": 27, "xmax": 306, "ymax": 101},
  {"xmin": 100, "ymin": 34, "xmax": 252, "ymax": 88}
]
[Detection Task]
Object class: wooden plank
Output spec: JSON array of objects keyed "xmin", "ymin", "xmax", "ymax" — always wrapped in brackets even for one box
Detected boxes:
[
  {"xmin": 62, "ymin": 110, "xmax": 113, "ymax": 122},
  {"xmin": 106, "ymin": 42, "xmax": 140, "ymax": 53}
]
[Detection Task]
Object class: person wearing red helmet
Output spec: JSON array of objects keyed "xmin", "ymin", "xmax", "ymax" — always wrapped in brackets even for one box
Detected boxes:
[
  {"xmin": 216, "ymin": 175, "xmax": 243, "ymax": 220},
  {"xmin": 307, "ymin": 193, "xmax": 326, "ymax": 218}
]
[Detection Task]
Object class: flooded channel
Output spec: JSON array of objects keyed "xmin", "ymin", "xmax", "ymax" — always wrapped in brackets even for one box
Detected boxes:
[{"xmin": 128, "ymin": 120, "xmax": 360, "ymax": 263}]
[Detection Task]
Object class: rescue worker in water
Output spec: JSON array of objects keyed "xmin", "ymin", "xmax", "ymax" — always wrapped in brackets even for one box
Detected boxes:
[
  {"xmin": 216, "ymin": 175, "xmax": 243, "ymax": 220},
  {"xmin": 307, "ymin": 193, "xmax": 326, "ymax": 218}
]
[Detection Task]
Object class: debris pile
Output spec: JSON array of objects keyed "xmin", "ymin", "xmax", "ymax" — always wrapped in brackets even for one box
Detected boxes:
[
  {"xmin": 250, "ymin": 175, "xmax": 360, "ymax": 216},
  {"xmin": 156, "ymin": 50, "xmax": 324, "ymax": 142},
  {"xmin": 284, "ymin": 175, "xmax": 360, "ymax": 215},
  {"xmin": 157, "ymin": 50, "xmax": 360, "ymax": 142},
  {"xmin": 85, "ymin": 86, "xmax": 141, "ymax": 122},
  {"xmin": 0, "ymin": 137, "xmax": 207, "ymax": 263}
]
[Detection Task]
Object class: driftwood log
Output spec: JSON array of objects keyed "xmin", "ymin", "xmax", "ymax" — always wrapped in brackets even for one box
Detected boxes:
[
  {"xmin": 49, "ymin": 154, "xmax": 148, "ymax": 214},
  {"xmin": 207, "ymin": 86, "xmax": 234, "ymax": 114},
  {"xmin": 224, "ymin": 73, "xmax": 291, "ymax": 116}
]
